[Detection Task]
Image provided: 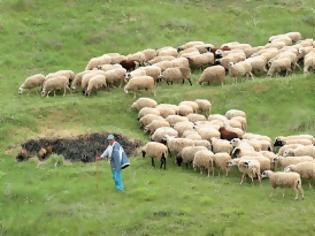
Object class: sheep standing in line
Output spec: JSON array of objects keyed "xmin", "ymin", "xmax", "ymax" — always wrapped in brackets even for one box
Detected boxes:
[
  {"xmin": 18, "ymin": 74, "xmax": 46, "ymax": 94},
  {"xmin": 193, "ymin": 150, "xmax": 215, "ymax": 176},
  {"xmin": 198, "ymin": 65, "xmax": 225, "ymax": 86},
  {"xmin": 41, "ymin": 76, "xmax": 70, "ymax": 97},
  {"xmin": 142, "ymin": 142, "xmax": 168, "ymax": 169},
  {"xmin": 124, "ymin": 75, "xmax": 155, "ymax": 98},
  {"xmin": 261, "ymin": 170, "xmax": 304, "ymax": 200}
]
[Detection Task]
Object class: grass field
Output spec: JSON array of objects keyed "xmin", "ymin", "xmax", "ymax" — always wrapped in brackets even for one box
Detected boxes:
[{"xmin": 1, "ymin": 0, "xmax": 315, "ymax": 235}]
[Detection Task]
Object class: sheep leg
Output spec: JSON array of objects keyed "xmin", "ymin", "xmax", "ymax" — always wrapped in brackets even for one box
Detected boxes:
[
  {"xmin": 212, "ymin": 166, "xmax": 215, "ymax": 176},
  {"xmin": 249, "ymin": 72, "xmax": 254, "ymax": 80},
  {"xmin": 182, "ymin": 79, "xmax": 185, "ymax": 84},
  {"xmin": 151, "ymin": 157, "xmax": 155, "ymax": 168},
  {"xmin": 293, "ymin": 187, "xmax": 299, "ymax": 200},
  {"xmin": 188, "ymin": 78, "xmax": 192, "ymax": 86},
  {"xmin": 53, "ymin": 90, "xmax": 56, "ymax": 97},
  {"xmin": 298, "ymin": 185, "xmax": 304, "ymax": 200},
  {"xmin": 240, "ymin": 173, "xmax": 245, "ymax": 185},
  {"xmin": 225, "ymin": 168, "xmax": 229, "ymax": 177},
  {"xmin": 133, "ymin": 92, "xmax": 136, "ymax": 99},
  {"xmin": 63, "ymin": 87, "xmax": 67, "ymax": 96}
]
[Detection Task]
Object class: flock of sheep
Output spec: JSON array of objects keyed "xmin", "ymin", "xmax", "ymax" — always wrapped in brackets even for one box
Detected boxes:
[
  {"xmin": 18, "ymin": 32, "xmax": 315, "ymax": 97},
  {"xmin": 132, "ymin": 97, "xmax": 315, "ymax": 200}
]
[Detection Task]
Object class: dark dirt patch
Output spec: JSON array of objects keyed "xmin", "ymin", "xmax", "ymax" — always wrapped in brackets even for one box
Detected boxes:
[{"xmin": 20, "ymin": 132, "xmax": 143, "ymax": 162}]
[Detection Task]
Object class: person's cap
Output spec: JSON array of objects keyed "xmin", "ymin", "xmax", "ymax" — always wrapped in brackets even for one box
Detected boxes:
[{"xmin": 107, "ymin": 134, "xmax": 115, "ymax": 140}]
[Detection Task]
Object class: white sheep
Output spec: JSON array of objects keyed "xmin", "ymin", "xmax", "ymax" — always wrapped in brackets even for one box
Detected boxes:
[
  {"xmin": 46, "ymin": 70, "xmax": 76, "ymax": 83},
  {"xmin": 18, "ymin": 74, "xmax": 46, "ymax": 94},
  {"xmin": 213, "ymin": 152, "xmax": 231, "ymax": 176},
  {"xmin": 41, "ymin": 76, "xmax": 70, "ymax": 97},
  {"xmin": 283, "ymin": 145, "xmax": 315, "ymax": 158},
  {"xmin": 151, "ymin": 127, "xmax": 178, "ymax": 142},
  {"xmin": 144, "ymin": 119, "xmax": 170, "ymax": 135},
  {"xmin": 85, "ymin": 74, "xmax": 107, "ymax": 96},
  {"xmin": 98, "ymin": 64, "xmax": 123, "ymax": 72},
  {"xmin": 225, "ymin": 109, "xmax": 246, "ymax": 119},
  {"xmin": 131, "ymin": 97, "xmax": 157, "ymax": 111},
  {"xmin": 139, "ymin": 114, "xmax": 164, "ymax": 128},
  {"xmin": 194, "ymin": 99, "xmax": 212, "ymax": 115},
  {"xmin": 104, "ymin": 68, "xmax": 127, "ymax": 88},
  {"xmin": 211, "ymin": 137, "xmax": 232, "ymax": 154},
  {"xmin": 193, "ymin": 150, "xmax": 215, "ymax": 176},
  {"xmin": 174, "ymin": 121, "xmax": 194, "ymax": 136},
  {"xmin": 141, "ymin": 48, "xmax": 157, "ymax": 61},
  {"xmin": 187, "ymin": 52, "xmax": 214, "ymax": 69},
  {"xmin": 229, "ymin": 158, "xmax": 261, "ymax": 184},
  {"xmin": 156, "ymin": 104, "xmax": 178, "ymax": 118},
  {"xmin": 228, "ymin": 61, "xmax": 254, "ymax": 83},
  {"xmin": 176, "ymin": 146, "xmax": 208, "ymax": 167},
  {"xmin": 86, "ymin": 55, "xmax": 112, "ymax": 70},
  {"xmin": 166, "ymin": 115, "xmax": 189, "ymax": 126},
  {"xmin": 124, "ymin": 75, "xmax": 155, "ymax": 98},
  {"xmin": 138, "ymin": 107, "xmax": 161, "ymax": 119},
  {"xmin": 198, "ymin": 65, "xmax": 225, "ymax": 86},
  {"xmin": 179, "ymin": 101, "xmax": 199, "ymax": 113},
  {"xmin": 186, "ymin": 113, "xmax": 207, "ymax": 123},
  {"xmin": 267, "ymin": 58, "xmax": 292, "ymax": 77},
  {"xmin": 159, "ymin": 67, "xmax": 192, "ymax": 85},
  {"xmin": 162, "ymin": 135, "xmax": 194, "ymax": 156},
  {"xmin": 142, "ymin": 142, "xmax": 168, "ymax": 169},
  {"xmin": 285, "ymin": 162, "xmax": 315, "ymax": 188},
  {"xmin": 261, "ymin": 170, "xmax": 304, "ymax": 200}
]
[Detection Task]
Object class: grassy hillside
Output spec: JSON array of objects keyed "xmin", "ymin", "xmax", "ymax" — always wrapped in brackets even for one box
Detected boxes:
[{"xmin": 1, "ymin": 0, "xmax": 315, "ymax": 235}]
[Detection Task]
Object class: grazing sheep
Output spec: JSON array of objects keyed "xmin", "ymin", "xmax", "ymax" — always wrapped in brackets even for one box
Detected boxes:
[
  {"xmin": 285, "ymin": 162, "xmax": 315, "ymax": 188},
  {"xmin": 228, "ymin": 61, "xmax": 254, "ymax": 83},
  {"xmin": 285, "ymin": 32, "xmax": 302, "ymax": 42},
  {"xmin": 229, "ymin": 116, "xmax": 247, "ymax": 131},
  {"xmin": 97, "ymin": 63, "xmax": 123, "ymax": 72},
  {"xmin": 157, "ymin": 46, "xmax": 178, "ymax": 57},
  {"xmin": 211, "ymin": 137, "xmax": 232, "ymax": 154},
  {"xmin": 193, "ymin": 150, "xmax": 215, "ymax": 176},
  {"xmin": 151, "ymin": 127, "xmax": 178, "ymax": 142},
  {"xmin": 85, "ymin": 75, "xmax": 107, "ymax": 96},
  {"xmin": 105, "ymin": 53, "xmax": 126, "ymax": 64},
  {"xmin": 124, "ymin": 75, "xmax": 155, "ymax": 98},
  {"xmin": 142, "ymin": 142, "xmax": 168, "ymax": 169},
  {"xmin": 141, "ymin": 48, "xmax": 157, "ymax": 61},
  {"xmin": 193, "ymin": 139, "xmax": 211, "ymax": 149},
  {"xmin": 229, "ymin": 158, "xmax": 261, "ymax": 184},
  {"xmin": 219, "ymin": 127, "xmax": 239, "ymax": 141},
  {"xmin": 41, "ymin": 76, "xmax": 70, "ymax": 97},
  {"xmin": 245, "ymin": 56, "xmax": 268, "ymax": 74},
  {"xmin": 187, "ymin": 52, "xmax": 215, "ymax": 69},
  {"xmin": 225, "ymin": 109, "xmax": 246, "ymax": 119},
  {"xmin": 46, "ymin": 70, "xmax": 76, "ymax": 83},
  {"xmin": 195, "ymin": 126, "xmax": 220, "ymax": 141},
  {"xmin": 213, "ymin": 152, "xmax": 232, "ymax": 176},
  {"xmin": 131, "ymin": 97, "xmax": 157, "ymax": 111},
  {"xmin": 179, "ymin": 101, "xmax": 199, "ymax": 113},
  {"xmin": 303, "ymin": 51, "xmax": 315, "ymax": 74},
  {"xmin": 71, "ymin": 70, "xmax": 90, "ymax": 90},
  {"xmin": 104, "ymin": 68, "xmax": 127, "ymax": 88},
  {"xmin": 125, "ymin": 68, "xmax": 147, "ymax": 82},
  {"xmin": 140, "ymin": 66, "xmax": 162, "ymax": 82},
  {"xmin": 195, "ymin": 99, "xmax": 212, "ymax": 115},
  {"xmin": 186, "ymin": 113, "xmax": 207, "ymax": 123},
  {"xmin": 81, "ymin": 70, "xmax": 106, "ymax": 92},
  {"xmin": 178, "ymin": 105, "xmax": 194, "ymax": 116},
  {"xmin": 166, "ymin": 115, "xmax": 189, "ymax": 126},
  {"xmin": 267, "ymin": 58, "xmax": 292, "ymax": 77},
  {"xmin": 144, "ymin": 119, "xmax": 170, "ymax": 135},
  {"xmin": 156, "ymin": 104, "xmax": 178, "ymax": 118},
  {"xmin": 171, "ymin": 58, "xmax": 190, "ymax": 70},
  {"xmin": 274, "ymin": 156, "xmax": 314, "ymax": 169},
  {"xmin": 174, "ymin": 121, "xmax": 194, "ymax": 136},
  {"xmin": 138, "ymin": 107, "xmax": 160, "ymax": 119},
  {"xmin": 18, "ymin": 74, "xmax": 46, "ymax": 94},
  {"xmin": 159, "ymin": 67, "xmax": 192, "ymax": 85},
  {"xmin": 261, "ymin": 170, "xmax": 304, "ymax": 200},
  {"xmin": 176, "ymin": 146, "xmax": 208, "ymax": 167},
  {"xmin": 162, "ymin": 135, "xmax": 194, "ymax": 156},
  {"xmin": 283, "ymin": 145, "xmax": 315, "ymax": 158},
  {"xmin": 86, "ymin": 55, "xmax": 111, "ymax": 70},
  {"xmin": 139, "ymin": 114, "xmax": 164, "ymax": 128},
  {"xmin": 198, "ymin": 65, "xmax": 225, "ymax": 86},
  {"xmin": 127, "ymin": 52, "xmax": 146, "ymax": 65}
]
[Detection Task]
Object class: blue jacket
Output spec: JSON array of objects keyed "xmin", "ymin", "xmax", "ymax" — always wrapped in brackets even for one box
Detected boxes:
[{"xmin": 101, "ymin": 142, "xmax": 129, "ymax": 170}]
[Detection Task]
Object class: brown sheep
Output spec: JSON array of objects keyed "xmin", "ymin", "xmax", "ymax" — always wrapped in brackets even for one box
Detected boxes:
[{"xmin": 219, "ymin": 127, "xmax": 239, "ymax": 141}]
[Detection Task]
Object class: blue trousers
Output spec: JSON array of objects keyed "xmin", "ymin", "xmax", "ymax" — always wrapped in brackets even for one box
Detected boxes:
[{"xmin": 111, "ymin": 169, "xmax": 124, "ymax": 191}]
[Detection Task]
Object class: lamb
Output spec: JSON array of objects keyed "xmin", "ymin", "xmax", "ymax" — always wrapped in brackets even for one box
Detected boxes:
[
  {"xmin": 190, "ymin": 100, "xmax": 210, "ymax": 116},
  {"xmin": 261, "ymin": 170, "xmax": 304, "ymax": 200},
  {"xmin": 211, "ymin": 137, "xmax": 232, "ymax": 154},
  {"xmin": 142, "ymin": 142, "xmax": 168, "ymax": 169},
  {"xmin": 18, "ymin": 74, "xmax": 46, "ymax": 94},
  {"xmin": 187, "ymin": 52, "xmax": 215, "ymax": 69},
  {"xmin": 120, "ymin": 59, "xmax": 140, "ymax": 71},
  {"xmin": 178, "ymin": 105, "xmax": 194, "ymax": 116},
  {"xmin": 228, "ymin": 61, "xmax": 254, "ymax": 83},
  {"xmin": 138, "ymin": 107, "xmax": 160, "ymax": 119},
  {"xmin": 156, "ymin": 104, "xmax": 178, "ymax": 118},
  {"xmin": 86, "ymin": 55, "xmax": 111, "ymax": 70},
  {"xmin": 159, "ymin": 67, "xmax": 192, "ymax": 85},
  {"xmin": 274, "ymin": 155, "xmax": 314, "ymax": 169},
  {"xmin": 144, "ymin": 119, "xmax": 170, "ymax": 135},
  {"xmin": 139, "ymin": 114, "xmax": 164, "ymax": 128},
  {"xmin": 176, "ymin": 146, "xmax": 208, "ymax": 167},
  {"xmin": 123, "ymin": 75, "xmax": 155, "ymax": 98},
  {"xmin": 103, "ymin": 68, "xmax": 127, "ymax": 88},
  {"xmin": 198, "ymin": 65, "xmax": 225, "ymax": 86},
  {"xmin": 131, "ymin": 97, "xmax": 157, "ymax": 111},
  {"xmin": 267, "ymin": 58, "xmax": 292, "ymax": 77},
  {"xmin": 151, "ymin": 127, "xmax": 178, "ymax": 142},
  {"xmin": 186, "ymin": 113, "xmax": 207, "ymax": 123},
  {"xmin": 41, "ymin": 76, "xmax": 70, "ymax": 97},
  {"xmin": 193, "ymin": 150, "xmax": 215, "ymax": 176},
  {"xmin": 85, "ymin": 75, "xmax": 107, "ymax": 96},
  {"xmin": 285, "ymin": 162, "xmax": 315, "ymax": 188},
  {"xmin": 165, "ymin": 115, "xmax": 189, "ymax": 126},
  {"xmin": 213, "ymin": 152, "xmax": 231, "ymax": 176},
  {"xmin": 219, "ymin": 126, "xmax": 239, "ymax": 141}
]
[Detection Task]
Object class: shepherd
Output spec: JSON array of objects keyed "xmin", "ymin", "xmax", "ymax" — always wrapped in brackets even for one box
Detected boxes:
[{"xmin": 96, "ymin": 134, "xmax": 130, "ymax": 191}]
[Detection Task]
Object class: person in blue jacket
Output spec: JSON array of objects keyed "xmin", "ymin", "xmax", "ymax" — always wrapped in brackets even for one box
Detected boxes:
[{"xmin": 96, "ymin": 134, "xmax": 129, "ymax": 191}]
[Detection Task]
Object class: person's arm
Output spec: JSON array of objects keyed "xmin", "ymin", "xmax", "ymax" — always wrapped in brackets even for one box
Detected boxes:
[{"xmin": 100, "ymin": 146, "xmax": 111, "ymax": 160}]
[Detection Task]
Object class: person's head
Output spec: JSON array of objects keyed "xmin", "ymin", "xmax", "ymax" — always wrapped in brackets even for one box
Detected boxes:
[{"xmin": 107, "ymin": 134, "xmax": 115, "ymax": 145}]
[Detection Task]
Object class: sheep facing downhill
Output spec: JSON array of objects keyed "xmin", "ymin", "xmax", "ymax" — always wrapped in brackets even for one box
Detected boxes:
[
  {"xmin": 261, "ymin": 170, "xmax": 304, "ymax": 200},
  {"xmin": 198, "ymin": 65, "xmax": 225, "ymax": 86},
  {"xmin": 18, "ymin": 74, "xmax": 46, "ymax": 95}
]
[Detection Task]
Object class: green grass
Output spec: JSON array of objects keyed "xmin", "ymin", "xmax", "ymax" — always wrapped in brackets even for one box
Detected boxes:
[{"xmin": 1, "ymin": 0, "xmax": 315, "ymax": 235}]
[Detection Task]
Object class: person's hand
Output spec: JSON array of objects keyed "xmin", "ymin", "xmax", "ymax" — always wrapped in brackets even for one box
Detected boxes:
[{"xmin": 95, "ymin": 155, "xmax": 101, "ymax": 161}]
